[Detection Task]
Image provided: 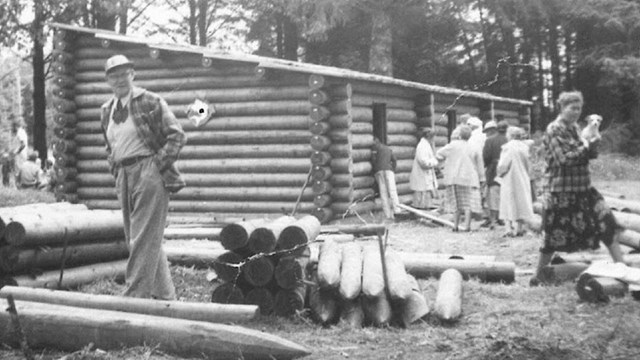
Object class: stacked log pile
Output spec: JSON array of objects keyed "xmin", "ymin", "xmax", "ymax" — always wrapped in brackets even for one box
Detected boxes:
[
  {"xmin": 212, "ymin": 215, "xmax": 321, "ymax": 317},
  {"xmin": 0, "ymin": 203, "xmax": 128, "ymax": 289}
]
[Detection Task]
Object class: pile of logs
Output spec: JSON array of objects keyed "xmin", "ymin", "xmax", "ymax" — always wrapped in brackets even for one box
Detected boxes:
[
  {"xmin": 0, "ymin": 202, "xmax": 128, "ymax": 289},
  {"xmin": 212, "ymin": 215, "xmax": 321, "ymax": 317}
]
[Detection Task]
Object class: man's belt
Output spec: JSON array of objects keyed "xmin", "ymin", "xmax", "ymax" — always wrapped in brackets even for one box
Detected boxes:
[{"xmin": 118, "ymin": 155, "xmax": 152, "ymax": 167}]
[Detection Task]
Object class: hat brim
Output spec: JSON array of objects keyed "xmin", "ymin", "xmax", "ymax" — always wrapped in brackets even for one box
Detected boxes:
[{"xmin": 105, "ymin": 62, "xmax": 134, "ymax": 74}]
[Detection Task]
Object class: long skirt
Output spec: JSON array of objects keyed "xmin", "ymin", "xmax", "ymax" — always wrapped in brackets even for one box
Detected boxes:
[
  {"xmin": 541, "ymin": 187, "xmax": 622, "ymax": 254},
  {"xmin": 444, "ymin": 185, "xmax": 482, "ymax": 214}
]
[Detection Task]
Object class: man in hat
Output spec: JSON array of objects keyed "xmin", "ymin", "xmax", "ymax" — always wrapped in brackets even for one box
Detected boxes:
[
  {"xmin": 482, "ymin": 120, "xmax": 509, "ymax": 228},
  {"xmin": 101, "ymin": 54, "xmax": 187, "ymax": 300}
]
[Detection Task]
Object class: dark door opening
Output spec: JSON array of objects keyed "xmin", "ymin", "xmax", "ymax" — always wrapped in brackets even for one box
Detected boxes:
[
  {"xmin": 446, "ymin": 110, "xmax": 457, "ymax": 142},
  {"xmin": 372, "ymin": 103, "xmax": 387, "ymax": 144}
]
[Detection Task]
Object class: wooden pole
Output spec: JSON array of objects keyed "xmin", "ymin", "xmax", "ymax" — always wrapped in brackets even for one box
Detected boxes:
[
  {"xmin": 576, "ymin": 273, "xmax": 628, "ymax": 303},
  {"xmin": 317, "ymin": 238, "xmax": 342, "ymax": 289},
  {"xmin": 11, "ymin": 260, "xmax": 126, "ymax": 289},
  {"xmin": 0, "ymin": 286, "xmax": 258, "ymax": 323},
  {"xmin": 277, "ymin": 215, "xmax": 321, "ymax": 256},
  {"xmin": 242, "ymin": 256, "xmax": 275, "ymax": 287},
  {"xmin": 220, "ymin": 219, "xmax": 267, "ymax": 252},
  {"xmin": 401, "ymin": 254, "xmax": 516, "ymax": 283},
  {"xmin": 538, "ymin": 262, "xmax": 590, "ymax": 285},
  {"xmin": 248, "ymin": 216, "xmax": 296, "ymax": 254},
  {"xmin": 245, "ymin": 287, "xmax": 275, "ymax": 315},
  {"xmin": 384, "ymin": 250, "xmax": 412, "ymax": 300},
  {"xmin": 0, "ymin": 300, "xmax": 311, "ymax": 360},
  {"xmin": 362, "ymin": 245, "xmax": 384, "ymax": 298},
  {"xmin": 339, "ymin": 242, "xmax": 363, "ymax": 300}
]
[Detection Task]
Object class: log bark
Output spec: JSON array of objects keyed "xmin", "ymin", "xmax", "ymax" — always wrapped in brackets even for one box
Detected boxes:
[
  {"xmin": 400, "ymin": 275, "xmax": 430, "ymax": 327},
  {"xmin": 163, "ymin": 243, "xmax": 226, "ymax": 269},
  {"xmin": 576, "ymin": 273, "xmax": 628, "ymax": 303},
  {"xmin": 245, "ymin": 287, "xmax": 275, "ymax": 315},
  {"xmin": 0, "ymin": 300, "xmax": 310, "ymax": 360},
  {"xmin": 433, "ymin": 268, "xmax": 463, "ymax": 322},
  {"xmin": 361, "ymin": 294, "xmax": 392, "ymax": 327},
  {"xmin": 274, "ymin": 253, "xmax": 310, "ymax": 290},
  {"xmin": 220, "ymin": 219, "xmax": 268, "ymax": 252},
  {"xmin": 0, "ymin": 286, "xmax": 258, "ymax": 323},
  {"xmin": 401, "ymin": 255, "xmax": 515, "ymax": 283},
  {"xmin": 384, "ymin": 250, "xmax": 412, "ymax": 300},
  {"xmin": 362, "ymin": 245, "xmax": 384, "ymax": 298},
  {"xmin": 277, "ymin": 215, "xmax": 321, "ymax": 256},
  {"xmin": 340, "ymin": 297, "xmax": 365, "ymax": 328},
  {"xmin": 3, "ymin": 210, "xmax": 124, "ymax": 247},
  {"xmin": 538, "ymin": 262, "xmax": 590, "ymax": 285},
  {"xmin": 317, "ymin": 238, "xmax": 342, "ymax": 289},
  {"xmin": 11, "ymin": 260, "xmax": 126, "ymax": 289},
  {"xmin": 339, "ymin": 242, "xmax": 363, "ymax": 300},
  {"xmin": 308, "ymin": 279, "xmax": 340, "ymax": 325},
  {"xmin": 243, "ymin": 256, "xmax": 275, "ymax": 287},
  {"xmin": 248, "ymin": 216, "xmax": 296, "ymax": 254},
  {"xmin": 273, "ymin": 285, "xmax": 307, "ymax": 317}
]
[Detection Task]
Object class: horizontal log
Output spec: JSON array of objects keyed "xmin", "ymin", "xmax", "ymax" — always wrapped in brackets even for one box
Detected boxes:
[
  {"xmin": 243, "ymin": 256, "xmax": 276, "ymax": 287},
  {"xmin": 606, "ymin": 197, "xmax": 640, "ymax": 215},
  {"xmin": 402, "ymin": 255, "xmax": 515, "ymax": 283},
  {"xmin": 163, "ymin": 227, "xmax": 222, "ymax": 240},
  {"xmin": 277, "ymin": 215, "xmax": 321, "ymax": 255},
  {"xmin": 82, "ymin": 200, "xmax": 317, "ymax": 214},
  {"xmin": 311, "ymin": 166, "xmax": 332, "ymax": 181},
  {"xmin": 330, "ymin": 175, "xmax": 375, "ymax": 188},
  {"xmin": 76, "ymin": 158, "xmax": 312, "ymax": 173},
  {"xmin": 74, "ymin": 86, "xmax": 310, "ymax": 108},
  {"xmin": 310, "ymin": 135, "xmax": 331, "ymax": 151},
  {"xmin": 11, "ymin": 260, "xmax": 126, "ymax": 289},
  {"xmin": 53, "ymin": 113, "xmax": 77, "ymax": 127},
  {"xmin": 163, "ymin": 243, "xmax": 226, "ymax": 268},
  {"xmin": 220, "ymin": 218, "xmax": 268, "ymax": 252},
  {"xmin": 76, "ymin": 172, "xmax": 308, "ymax": 188},
  {"xmin": 576, "ymin": 273, "xmax": 628, "ymax": 303},
  {"xmin": 538, "ymin": 262, "xmax": 590, "ymax": 285},
  {"xmin": 75, "ymin": 65, "xmax": 254, "ymax": 82},
  {"xmin": 248, "ymin": 216, "xmax": 296, "ymax": 254},
  {"xmin": 330, "ymin": 201, "xmax": 377, "ymax": 216},
  {"xmin": 245, "ymin": 287, "xmax": 275, "ymax": 315},
  {"xmin": 312, "ymin": 180, "xmax": 332, "ymax": 195},
  {"xmin": 274, "ymin": 254, "xmax": 310, "ymax": 290},
  {"xmin": 351, "ymin": 94, "xmax": 415, "ymax": 109},
  {"xmin": 309, "ymin": 105, "xmax": 330, "ymax": 122},
  {"xmin": 0, "ymin": 299, "xmax": 310, "ymax": 359},
  {"xmin": 387, "ymin": 134, "xmax": 418, "ymax": 147},
  {"xmin": 309, "ymin": 121, "xmax": 331, "ymax": 135},
  {"xmin": 310, "ymin": 151, "xmax": 332, "ymax": 166},
  {"xmin": 0, "ymin": 286, "xmax": 257, "ymax": 324},
  {"xmin": 328, "ymin": 114, "xmax": 352, "ymax": 128}
]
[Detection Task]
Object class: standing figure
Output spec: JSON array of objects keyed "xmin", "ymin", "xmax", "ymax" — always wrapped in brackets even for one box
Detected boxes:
[
  {"xmin": 496, "ymin": 127, "xmax": 534, "ymax": 237},
  {"xmin": 436, "ymin": 125, "xmax": 483, "ymax": 231},
  {"xmin": 1, "ymin": 152, "xmax": 14, "ymax": 187},
  {"xmin": 372, "ymin": 137, "xmax": 400, "ymax": 219},
  {"xmin": 531, "ymin": 91, "xmax": 624, "ymax": 286},
  {"xmin": 12, "ymin": 121, "xmax": 28, "ymax": 178},
  {"xmin": 482, "ymin": 120, "xmax": 509, "ymax": 228},
  {"xmin": 409, "ymin": 128, "xmax": 438, "ymax": 209},
  {"xmin": 100, "ymin": 55, "xmax": 187, "ymax": 299}
]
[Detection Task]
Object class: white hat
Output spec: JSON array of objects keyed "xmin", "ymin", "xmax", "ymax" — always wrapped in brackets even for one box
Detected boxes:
[
  {"xmin": 466, "ymin": 117, "xmax": 483, "ymax": 130},
  {"xmin": 483, "ymin": 120, "xmax": 497, "ymax": 132},
  {"xmin": 105, "ymin": 54, "xmax": 134, "ymax": 74}
]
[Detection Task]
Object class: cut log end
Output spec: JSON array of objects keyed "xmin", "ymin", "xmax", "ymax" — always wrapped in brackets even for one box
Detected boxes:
[
  {"xmin": 245, "ymin": 287, "xmax": 275, "ymax": 315},
  {"xmin": 210, "ymin": 282, "xmax": 245, "ymax": 304},
  {"xmin": 219, "ymin": 224, "xmax": 249, "ymax": 251}
]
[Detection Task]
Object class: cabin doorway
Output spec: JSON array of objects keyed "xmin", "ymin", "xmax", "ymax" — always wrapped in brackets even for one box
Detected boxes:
[
  {"xmin": 446, "ymin": 110, "xmax": 457, "ymax": 142},
  {"xmin": 372, "ymin": 103, "xmax": 387, "ymax": 144}
]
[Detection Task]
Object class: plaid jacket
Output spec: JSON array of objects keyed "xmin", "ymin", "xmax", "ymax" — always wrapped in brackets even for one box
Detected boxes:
[
  {"xmin": 542, "ymin": 119, "xmax": 597, "ymax": 193},
  {"xmin": 101, "ymin": 87, "xmax": 187, "ymax": 193}
]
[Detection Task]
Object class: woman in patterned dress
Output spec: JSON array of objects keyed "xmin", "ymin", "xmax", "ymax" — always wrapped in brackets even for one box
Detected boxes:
[{"xmin": 531, "ymin": 91, "xmax": 625, "ymax": 285}]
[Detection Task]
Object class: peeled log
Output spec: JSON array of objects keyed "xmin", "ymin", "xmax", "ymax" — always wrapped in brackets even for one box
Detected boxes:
[
  {"xmin": 576, "ymin": 273, "xmax": 628, "ymax": 303},
  {"xmin": 163, "ymin": 227, "xmax": 222, "ymax": 240},
  {"xmin": 433, "ymin": 269, "xmax": 463, "ymax": 322},
  {"xmin": 339, "ymin": 242, "xmax": 363, "ymax": 300},
  {"xmin": 605, "ymin": 197, "xmax": 640, "ymax": 215},
  {"xmin": 400, "ymin": 275, "xmax": 430, "ymax": 327},
  {"xmin": 0, "ymin": 300, "xmax": 311, "ymax": 360},
  {"xmin": 0, "ymin": 286, "xmax": 258, "ymax": 324},
  {"xmin": 362, "ymin": 245, "xmax": 384, "ymax": 298},
  {"xmin": 4, "ymin": 210, "xmax": 124, "ymax": 247},
  {"xmin": 248, "ymin": 216, "xmax": 296, "ymax": 254},
  {"xmin": 317, "ymin": 238, "xmax": 342, "ymax": 289},
  {"xmin": 243, "ymin": 256, "xmax": 275, "ymax": 287},
  {"xmin": 320, "ymin": 224, "xmax": 386, "ymax": 237},
  {"xmin": 401, "ymin": 254, "xmax": 515, "ymax": 283},
  {"xmin": 7, "ymin": 240, "xmax": 129, "ymax": 274},
  {"xmin": 362, "ymin": 295, "xmax": 392, "ymax": 327},
  {"xmin": 220, "ymin": 219, "xmax": 267, "ymax": 252},
  {"xmin": 538, "ymin": 262, "xmax": 590, "ymax": 285},
  {"xmin": 245, "ymin": 287, "xmax": 275, "ymax": 315},
  {"xmin": 385, "ymin": 250, "xmax": 412, "ymax": 300},
  {"xmin": 12, "ymin": 260, "xmax": 126, "ymax": 289},
  {"xmin": 308, "ymin": 279, "xmax": 340, "ymax": 325},
  {"xmin": 163, "ymin": 243, "xmax": 226, "ymax": 269},
  {"xmin": 340, "ymin": 297, "xmax": 364, "ymax": 328},
  {"xmin": 277, "ymin": 215, "xmax": 321, "ymax": 256}
]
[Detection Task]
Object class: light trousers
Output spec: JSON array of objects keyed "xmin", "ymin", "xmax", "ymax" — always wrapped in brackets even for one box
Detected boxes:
[
  {"xmin": 116, "ymin": 157, "xmax": 175, "ymax": 300},
  {"xmin": 375, "ymin": 170, "xmax": 400, "ymax": 219}
]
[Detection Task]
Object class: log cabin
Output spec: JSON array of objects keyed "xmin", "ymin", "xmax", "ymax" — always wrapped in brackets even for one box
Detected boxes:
[{"xmin": 50, "ymin": 23, "xmax": 532, "ymax": 223}]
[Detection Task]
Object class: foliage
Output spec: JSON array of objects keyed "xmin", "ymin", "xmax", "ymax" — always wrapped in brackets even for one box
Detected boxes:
[{"xmin": 0, "ymin": 186, "xmax": 55, "ymax": 207}]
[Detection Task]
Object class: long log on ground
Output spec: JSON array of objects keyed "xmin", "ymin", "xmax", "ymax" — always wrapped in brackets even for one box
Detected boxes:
[
  {"xmin": 11, "ymin": 260, "xmax": 126, "ymax": 289},
  {"xmin": 4, "ymin": 210, "xmax": 124, "ymax": 247},
  {"xmin": 273, "ymin": 284, "xmax": 307, "ymax": 317},
  {"xmin": 163, "ymin": 227, "xmax": 222, "ymax": 240},
  {"xmin": 5, "ymin": 240, "xmax": 128, "ymax": 274},
  {"xmin": 384, "ymin": 250, "xmax": 412, "ymax": 300},
  {"xmin": 605, "ymin": 197, "xmax": 640, "ymax": 215},
  {"xmin": 362, "ymin": 294, "xmax": 392, "ymax": 327},
  {"xmin": 245, "ymin": 287, "xmax": 275, "ymax": 315},
  {"xmin": 0, "ymin": 286, "xmax": 258, "ymax": 323},
  {"xmin": 274, "ymin": 253, "xmax": 310, "ymax": 290},
  {"xmin": 243, "ymin": 256, "xmax": 275, "ymax": 287},
  {"xmin": 320, "ymin": 224, "xmax": 386, "ymax": 236},
  {"xmin": 220, "ymin": 219, "xmax": 268, "ymax": 252},
  {"xmin": 400, "ymin": 275, "xmax": 430, "ymax": 327},
  {"xmin": 277, "ymin": 215, "xmax": 321, "ymax": 255},
  {"xmin": 361, "ymin": 245, "xmax": 384, "ymax": 298},
  {"xmin": 538, "ymin": 262, "xmax": 590, "ymax": 285},
  {"xmin": 0, "ymin": 203, "xmax": 89, "ymax": 235},
  {"xmin": 401, "ymin": 255, "xmax": 516, "ymax": 283},
  {"xmin": 576, "ymin": 273, "xmax": 628, "ymax": 303},
  {"xmin": 317, "ymin": 238, "xmax": 342, "ymax": 289},
  {"xmin": 553, "ymin": 252, "xmax": 640, "ymax": 265},
  {"xmin": 397, "ymin": 204, "xmax": 455, "ymax": 228},
  {"xmin": 339, "ymin": 242, "xmax": 363, "ymax": 300},
  {"xmin": 308, "ymin": 278, "xmax": 340, "ymax": 326},
  {"xmin": 163, "ymin": 242, "xmax": 226, "ymax": 269},
  {"xmin": 248, "ymin": 216, "xmax": 296, "ymax": 254},
  {"xmin": 433, "ymin": 269, "xmax": 463, "ymax": 322},
  {"xmin": 0, "ymin": 300, "xmax": 310, "ymax": 360},
  {"xmin": 340, "ymin": 297, "xmax": 365, "ymax": 328}
]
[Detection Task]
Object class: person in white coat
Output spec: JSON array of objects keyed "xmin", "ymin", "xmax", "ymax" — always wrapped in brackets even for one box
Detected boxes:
[
  {"xmin": 496, "ymin": 126, "xmax": 534, "ymax": 236},
  {"xmin": 409, "ymin": 128, "xmax": 438, "ymax": 209}
]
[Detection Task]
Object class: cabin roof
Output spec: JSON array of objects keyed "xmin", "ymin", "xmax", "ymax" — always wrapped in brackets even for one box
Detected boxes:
[{"xmin": 51, "ymin": 23, "xmax": 531, "ymax": 106}]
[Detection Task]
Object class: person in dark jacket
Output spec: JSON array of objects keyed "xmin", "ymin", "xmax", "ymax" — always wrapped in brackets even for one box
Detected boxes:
[
  {"xmin": 372, "ymin": 137, "xmax": 400, "ymax": 219},
  {"xmin": 100, "ymin": 54, "xmax": 186, "ymax": 300},
  {"xmin": 482, "ymin": 120, "xmax": 509, "ymax": 229}
]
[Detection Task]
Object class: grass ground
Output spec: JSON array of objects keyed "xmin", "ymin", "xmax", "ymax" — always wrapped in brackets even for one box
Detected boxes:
[{"xmin": 1, "ymin": 153, "xmax": 640, "ymax": 360}]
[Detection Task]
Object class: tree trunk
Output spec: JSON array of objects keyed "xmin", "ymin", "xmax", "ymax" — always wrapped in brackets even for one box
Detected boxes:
[
  {"xmin": 548, "ymin": 20, "xmax": 561, "ymax": 102},
  {"xmin": 283, "ymin": 15, "xmax": 298, "ymax": 61},
  {"xmin": 118, "ymin": 0, "xmax": 128, "ymax": 34},
  {"xmin": 368, "ymin": 9, "xmax": 393, "ymax": 76},
  {"xmin": 188, "ymin": 0, "xmax": 198, "ymax": 45},
  {"xmin": 32, "ymin": 0, "xmax": 47, "ymax": 166},
  {"xmin": 198, "ymin": 0, "xmax": 208, "ymax": 46}
]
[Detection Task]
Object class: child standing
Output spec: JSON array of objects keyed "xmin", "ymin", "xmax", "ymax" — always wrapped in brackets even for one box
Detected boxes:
[{"xmin": 436, "ymin": 125, "xmax": 483, "ymax": 231}]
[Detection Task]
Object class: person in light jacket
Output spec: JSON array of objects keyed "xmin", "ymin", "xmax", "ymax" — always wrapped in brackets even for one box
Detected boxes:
[
  {"xmin": 436, "ymin": 125, "xmax": 483, "ymax": 231},
  {"xmin": 409, "ymin": 128, "xmax": 438, "ymax": 209},
  {"xmin": 496, "ymin": 126, "xmax": 534, "ymax": 237}
]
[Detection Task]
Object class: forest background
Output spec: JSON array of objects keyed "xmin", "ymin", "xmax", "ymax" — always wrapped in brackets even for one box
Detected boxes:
[{"xmin": 1, "ymin": 0, "xmax": 640, "ymax": 164}]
